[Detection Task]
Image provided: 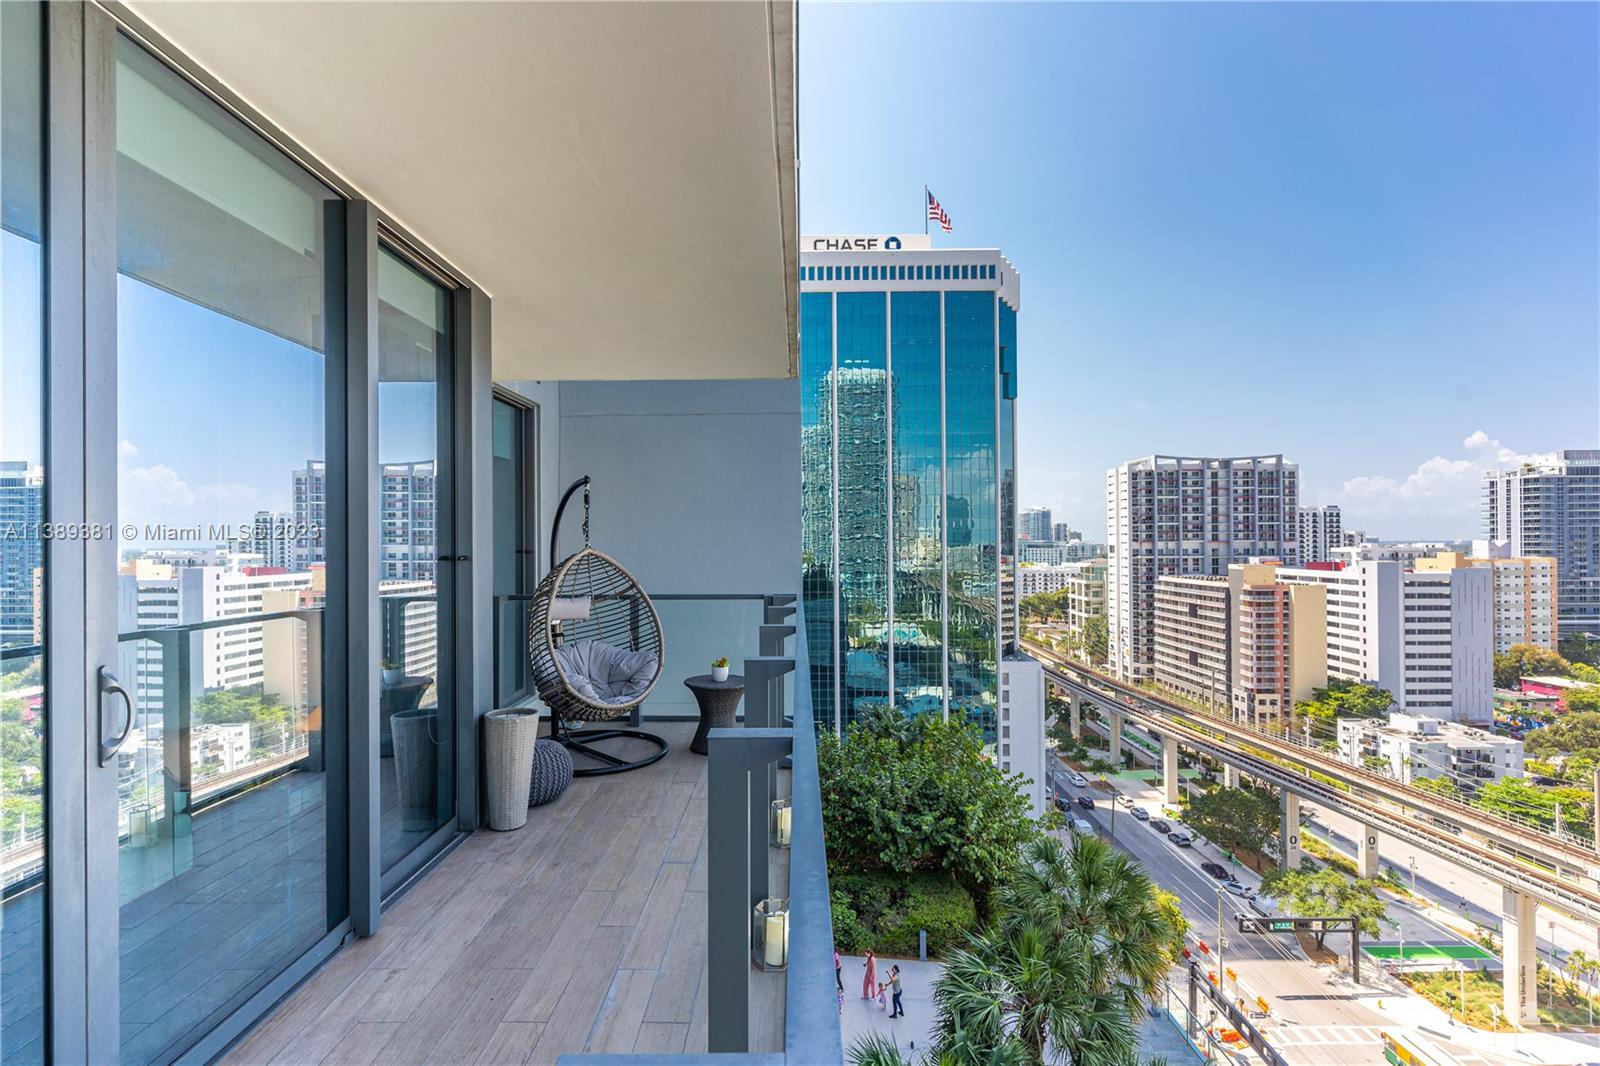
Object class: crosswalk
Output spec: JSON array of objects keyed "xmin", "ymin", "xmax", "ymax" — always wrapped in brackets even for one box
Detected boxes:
[{"xmin": 1264, "ymin": 1024, "xmax": 1384, "ymax": 1048}]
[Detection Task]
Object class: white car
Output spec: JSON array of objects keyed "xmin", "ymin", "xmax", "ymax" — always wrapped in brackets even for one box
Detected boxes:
[
  {"xmin": 1068, "ymin": 772, "xmax": 1088, "ymax": 788},
  {"xmin": 1224, "ymin": 879, "xmax": 1256, "ymax": 899},
  {"xmin": 1070, "ymin": 817, "xmax": 1095, "ymax": 835}
]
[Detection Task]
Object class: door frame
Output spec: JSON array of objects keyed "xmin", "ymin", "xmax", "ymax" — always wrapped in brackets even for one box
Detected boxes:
[{"xmin": 489, "ymin": 388, "xmax": 541, "ymax": 707}]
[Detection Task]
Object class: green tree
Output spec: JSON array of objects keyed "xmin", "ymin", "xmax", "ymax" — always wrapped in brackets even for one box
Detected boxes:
[
  {"xmin": 1411, "ymin": 774, "xmax": 1459, "ymax": 798},
  {"xmin": 1181, "ymin": 786, "xmax": 1280, "ymax": 857},
  {"xmin": 1294, "ymin": 679, "xmax": 1393, "ymax": 725},
  {"xmin": 1080, "ymin": 615, "xmax": 1109, "ymax": 665},
  {"xmin": 1561, "ymin": 635, "xmax": 1600, "ymax": 670},
  {"xmin": 1259, "ymin": 868, "xmax": 1388, "ymax": 949},
  {"xmin": 191, "ymin": 687, "xmax": 291, "ymax": 754},
  {"xmin": 927, "ymin": 834, "xmax": 1179, "ymax": 1066},
  {"xmin": 1525, "ymin": 712, "xmax": 1600, "ymax": 759},
  {"xmin": 819, "ymin": 706, "xmax": 1044, "ymax": 925},
  {"xmin": 1494, "ymin": 642, "xmax": 1574, "ymax": 688},
  {"xmin": 1477, "ymin": 777, "xmax": 1594, "ymax": 835},
  {"xmin": 1567, "ymin": 686, "xmax": 1600, "ymax": 715}
]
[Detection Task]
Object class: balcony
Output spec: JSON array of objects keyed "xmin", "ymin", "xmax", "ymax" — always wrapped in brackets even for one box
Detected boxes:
[{"xmin": 212, "ymin": 596, "xmax": 840, "ymax": 1066}]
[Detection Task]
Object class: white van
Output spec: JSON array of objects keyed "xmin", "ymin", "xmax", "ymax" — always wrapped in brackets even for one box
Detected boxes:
[
  {"xmin": 1071, "ymin": 817, "xmax": 1095, "ymax": 835},
  {"xmin": 1248, "ymin": 894, "xmax": 1279, "ymax": 918}
]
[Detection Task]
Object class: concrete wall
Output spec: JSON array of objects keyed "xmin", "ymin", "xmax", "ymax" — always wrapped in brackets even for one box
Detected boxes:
[{"xmin": 554, "ymin": 379, "xmax": 800, "ymax": 596}]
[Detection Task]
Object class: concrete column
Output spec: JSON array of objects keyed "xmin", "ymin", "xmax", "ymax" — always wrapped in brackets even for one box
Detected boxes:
[
  {"xmin": 1109, "ymin": 710, "xmax": 1123, "ymax": 767},
  {"xmin": 1068, "ymin": 692, "xmax": 1081, "ymax": 739},
  {"xmin": 1279, "ymin": 790, "xmax": 1300, "ymax": 872},
  {"xmin": 1223, "ymin": 764, "xmax": 1239, "ymax": 790},
  {"xmin": 1502, "ymin": 887, "xmax": 1539, "ymax": 1026},
  {"xmin": 1357, "ymin": 824, "xmax": 1380, "ymax": 879},
  {"xmin": 1162, "ymin": 734, "xmax": 1180, "ymax": 804}
]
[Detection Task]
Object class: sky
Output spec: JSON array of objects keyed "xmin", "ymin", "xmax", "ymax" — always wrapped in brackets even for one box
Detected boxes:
[{"xmin": 798, "ymin": 2, "xmax": 1600, "ymax": 541}]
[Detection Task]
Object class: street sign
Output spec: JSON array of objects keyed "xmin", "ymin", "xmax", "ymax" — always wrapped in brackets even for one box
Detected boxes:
[{"xmin": 1237, "ymin": 914, "xmax": 1362, "ymax": 981}]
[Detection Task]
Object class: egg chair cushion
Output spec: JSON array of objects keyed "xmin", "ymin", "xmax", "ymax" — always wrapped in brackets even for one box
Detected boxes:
[{"xmin": 555, "ymin": 638, "xmax": 660, "ymax": 706}]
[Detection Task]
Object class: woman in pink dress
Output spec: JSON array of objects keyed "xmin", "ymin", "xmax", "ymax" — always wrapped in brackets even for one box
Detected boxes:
[{"xmin": 861, "ymin": 950, "xmax": 877, "ymax": 999}]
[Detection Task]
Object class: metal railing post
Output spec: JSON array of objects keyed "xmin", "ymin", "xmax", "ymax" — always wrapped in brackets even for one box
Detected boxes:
[
  {"xmin": 158, "ymin": 629, "xmax": 194, "ymax": 875},
  {"xmin": 707, "ymin": 727, "xmax": 792, "ymax": 1054},
  {"xmin": 743, "ymin": 656, "xmax": 795, "ymax": 905}
]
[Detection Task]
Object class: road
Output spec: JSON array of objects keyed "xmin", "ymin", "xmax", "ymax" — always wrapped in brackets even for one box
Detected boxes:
[{"xmin": 1046, "ymin": 756, "xmax": 1389, "ymax": 1066}]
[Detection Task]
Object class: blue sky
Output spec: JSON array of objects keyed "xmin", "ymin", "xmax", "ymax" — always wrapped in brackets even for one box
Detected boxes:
[{"xmin": 799, "ymin": 1, "xmax": 1600, "ymax": 540}]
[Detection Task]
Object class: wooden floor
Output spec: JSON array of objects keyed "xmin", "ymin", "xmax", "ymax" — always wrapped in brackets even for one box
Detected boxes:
[{"xmin": 224, "ymin": 721, "xmax": 788, "ymax": 1065}]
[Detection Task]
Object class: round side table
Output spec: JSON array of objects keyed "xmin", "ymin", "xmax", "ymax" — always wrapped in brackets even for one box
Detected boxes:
[{"xmin": 684, "ymin": 673, "xmax": 745, "ymax": 755}]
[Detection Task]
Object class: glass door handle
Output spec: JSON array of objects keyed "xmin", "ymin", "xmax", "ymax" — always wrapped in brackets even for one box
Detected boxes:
[{"xmin": 98, "ymin": 667, "xmax": 135, "ymax": 766}]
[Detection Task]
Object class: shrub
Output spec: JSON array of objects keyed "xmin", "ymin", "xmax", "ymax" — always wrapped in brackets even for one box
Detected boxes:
[
  {"xmin": 829, "ymin": 869, "xmax": 978, "ymax": 959},
  {"xmin": 830, "ymin": 890, "xmax": 870, "ymax": 954}
]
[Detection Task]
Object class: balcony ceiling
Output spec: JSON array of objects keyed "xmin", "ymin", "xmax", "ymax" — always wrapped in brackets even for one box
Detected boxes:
[{"xmin": 123, "ymin": 1, "xmax": 799, "ymax": 381}]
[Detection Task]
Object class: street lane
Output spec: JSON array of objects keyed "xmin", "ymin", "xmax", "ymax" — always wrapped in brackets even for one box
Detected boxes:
[{"xmin": 1047, "ymin": 758, "xmax": 1388, "ymax": 1065}]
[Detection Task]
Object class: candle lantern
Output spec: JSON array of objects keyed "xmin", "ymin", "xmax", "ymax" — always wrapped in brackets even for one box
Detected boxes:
[
  {"xmin": 753, "ymin": 897, "xmax": 789, "ymax": 971},
  {"xmin": 770, "ymin": 798, "xmax": 792, "ymax": 848}
]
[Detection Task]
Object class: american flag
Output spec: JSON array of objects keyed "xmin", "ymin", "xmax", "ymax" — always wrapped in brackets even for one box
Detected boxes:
[{"xmin": 926, "ymin": 189, "xmax": 952, "ymax": 233}]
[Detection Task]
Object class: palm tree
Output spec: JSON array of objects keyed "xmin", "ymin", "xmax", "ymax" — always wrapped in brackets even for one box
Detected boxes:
[
  {"xmin": 927, "ymin": 834, "xmax": 1180, "ymax": 1065},
  {"xmin": 1570, "ymin": 949, "xmax": 1597, "ymax": 1024}
]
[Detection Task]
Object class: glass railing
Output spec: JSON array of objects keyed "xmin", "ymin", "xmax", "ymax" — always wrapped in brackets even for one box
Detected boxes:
[{"xmin": 113, "ymin": 609, "xmax": 323, "ymax": 875}]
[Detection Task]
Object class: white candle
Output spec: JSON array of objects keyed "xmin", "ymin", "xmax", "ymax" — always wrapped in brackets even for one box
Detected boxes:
[
  {"xmin": 776, "ymin": 805, "xmax": 792, "ymax": 846},
  {"xmin": 764, "ymin": 910, "xmax": 787, "ymax": 968}
]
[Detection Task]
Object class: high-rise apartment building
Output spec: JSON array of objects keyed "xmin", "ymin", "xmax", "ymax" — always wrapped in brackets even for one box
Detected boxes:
[
  {"xmin": 234, "ymin": 509, "xmax": 297, "ymax": 570},
  {"xmin": 1483, "ymin": 450, "xmax": 1600, "ymax": 637},
  {"xmin": 1336, "ymin": 713, "xmax": 1523, "ymax": 791},
  {"xmin": 1019, "ymin": 506, "xmax": 1052, "ymax": 543},
  {"xmin": 1052, "ymin": 522, "xmax": 1078, "ymax": 543},
  {"xmin": 1417, "ymin": 550, "xmax": 1558, "ymax": 653},
  {"xmin": 1278, "ymin": 559, "xmax": 1493, "ymax": 722},
  {"xmin": 799, "ymin": 234, "xmax": 1026, "ymax": 743},
  {"xmin": 0, "ymin": 462, "xmax": 44, "ymax": 646},
  {"xmin": 291, "ymin": 459, "xmax": 329, "ymax": 569},
  {"xmin": 1106, "ymin": 454, "xmax": 1299, "ymax": 682},
  {"xmin": 1297, "ymin": 504, "xmax": 1343, "ymax": 565},
  {"xmin": 1021, "ymin": 540, "xmax": 1104, "ymax": 565},
  {"xmin": 294, "ymin": 458, "xmax": 436, "ymax": 580}
]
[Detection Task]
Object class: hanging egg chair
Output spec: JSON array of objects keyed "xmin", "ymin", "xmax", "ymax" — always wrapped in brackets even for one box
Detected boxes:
[{"xmin": 528, "ymin": 476, "xmax": 668, "ymax": 775}]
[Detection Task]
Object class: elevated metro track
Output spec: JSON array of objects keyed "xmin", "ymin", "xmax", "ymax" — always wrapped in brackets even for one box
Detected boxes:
[{"xmin": 1024, "ymin": 640, "xmax": 1600, "ymax": 925}]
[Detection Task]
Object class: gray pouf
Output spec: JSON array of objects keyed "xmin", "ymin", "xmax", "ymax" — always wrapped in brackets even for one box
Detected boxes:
[{"xmin": 528, "ymin": 739, "xmax": 574, "ymax": 807}]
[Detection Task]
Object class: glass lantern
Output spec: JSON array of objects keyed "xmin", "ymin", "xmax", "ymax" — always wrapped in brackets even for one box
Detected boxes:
[
  {"xmin": 753, "ymin": 897, "xmax": 789, "ymax": 971},
  {"xmin": 770, "ymin": 798, "xmax": 792, "ymax": 849}
]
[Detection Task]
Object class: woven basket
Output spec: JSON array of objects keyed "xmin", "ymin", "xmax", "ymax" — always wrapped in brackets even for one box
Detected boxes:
[{"xmin": 485, "ymin": 708, "xmax": 543, "ymax": 831}]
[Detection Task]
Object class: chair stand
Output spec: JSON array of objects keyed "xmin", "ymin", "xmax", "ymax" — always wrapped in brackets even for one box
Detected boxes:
[{"xmin": 548, "ymin": 716, "xmax": 669, "ymax": 777}]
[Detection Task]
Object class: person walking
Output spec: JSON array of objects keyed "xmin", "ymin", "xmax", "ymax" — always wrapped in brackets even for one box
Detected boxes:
[
  {"xmin": 889, "ymin": 965, "xmax": 905, "ymax": 1019},
  {"xmin": 861, "ymin": 950, "xmax": 877, "ymax": 1000},
  {"xmin": 834, "ymin": 949, "xmax": 843, "ymax": 993}
]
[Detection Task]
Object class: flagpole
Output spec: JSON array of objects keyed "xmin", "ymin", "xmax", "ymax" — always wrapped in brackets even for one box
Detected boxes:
[{"xmin": 924, "ymin": 185, "xmax": 929, "ymax": 236}]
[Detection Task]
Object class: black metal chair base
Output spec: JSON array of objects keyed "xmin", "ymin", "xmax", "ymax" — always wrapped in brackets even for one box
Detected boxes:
[{"xmin": 551, "ymin": 724, "xmax": 670, "ymax": 777}]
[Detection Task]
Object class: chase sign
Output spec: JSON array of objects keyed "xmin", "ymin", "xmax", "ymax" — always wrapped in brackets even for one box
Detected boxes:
[{"xmin": 805, "ymin": 234, "xmax": 930, "ymax": 252}]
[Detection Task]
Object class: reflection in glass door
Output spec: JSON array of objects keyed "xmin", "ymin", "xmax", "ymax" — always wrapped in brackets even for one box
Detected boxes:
[
  {"xmin": 1, "ymin": 4, "xmax": 48, "ymax": 1060},
  {"xmin": 112, "ymin": 37, "xmax": 344, "ymax": 1062},
  {"xmin": 377, "ymin": 247, "xmax": 455, "ymax": 875}
]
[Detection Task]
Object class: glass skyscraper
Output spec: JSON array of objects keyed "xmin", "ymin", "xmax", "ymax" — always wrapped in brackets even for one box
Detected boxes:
[{"xmin": 799, "ymin": 235, "xmax": 1021, "ymax": 736}]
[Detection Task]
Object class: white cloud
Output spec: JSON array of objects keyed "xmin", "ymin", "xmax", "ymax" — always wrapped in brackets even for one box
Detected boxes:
[
  {"xmin": 117, "ymin": 439, "xmax": 139, "ymax": 458},
  {"xmin": 1334, "ymin": 430, "xmax": 1556, "ymax": 538},
  {"xmin": 123, "ymin": 463, "xmax": 193, "ymax": 506}
]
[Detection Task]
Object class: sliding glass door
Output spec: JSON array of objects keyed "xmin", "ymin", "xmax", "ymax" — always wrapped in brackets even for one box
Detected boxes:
[
  {"xmin": 110, "ymin": 35, "xmax": 345, "ymax": 1063},
  {"xmin": 376, "ymin": 247, "xmax": 456, "ymax": 879},
  {"xmin": 0, "ymin": 4, "xmax": 48, "ymax": 1061}
]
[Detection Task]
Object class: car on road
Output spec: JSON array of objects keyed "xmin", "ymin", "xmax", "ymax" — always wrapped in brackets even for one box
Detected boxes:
[
  {"xmin": 1148, "ymin": 818, "xmax": 1171, "ymax": 834},
  {"xmin": 1070, "ymin": 817, "xmax": 1095, "ymax": 835},
  {"xmin": 1131, "ymin": 807, "xmax": 1150, "ymax": 821},
  {"xmin": 1200, "ymin": 862, "xmax": 1230, "ymax": 879},
  {"xmin": 1167, "ymin": 828, "xmax": 1194, "ymax": 847},
  {"xmin": 1052, "ymin": 796, "xmax": 1070, "ymax": 813},
  {"xmin": 1068, "ymin": 772, "xmax": 1088, "ymax": 788},
  {"xmin": 1075, "ymin": 795, "xmax": 1095, "ymax": 810},
  {"xmin": 1115, "ymin": 795, "xmax": 1136, "ymax": 809},
  {"xmin": 1224, "ymin": 879, "xmax": 1255, "ymax": 899}
]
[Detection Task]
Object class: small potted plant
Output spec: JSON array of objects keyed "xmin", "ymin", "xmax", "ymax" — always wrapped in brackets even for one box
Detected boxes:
[
  {"xmin": 382, "ymin": 657, "xmax": 405, "ymax": 686},
  {"xmin": 711, "ymin": 656, "xmax": 730, "ymax": 683}
]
